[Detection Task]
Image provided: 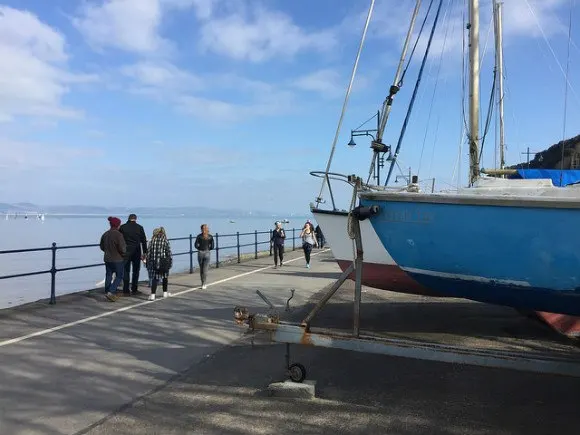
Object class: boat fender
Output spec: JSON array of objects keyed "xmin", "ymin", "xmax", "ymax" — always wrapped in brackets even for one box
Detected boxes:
[{"xmin": 352, "ymin": 205, "xmax": 379, "ymax": 221}]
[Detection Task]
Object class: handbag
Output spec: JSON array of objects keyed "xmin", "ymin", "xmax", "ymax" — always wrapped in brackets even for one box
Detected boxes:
[{"xmin": 158, "ymin": 256, "xmax": 172, "ymax": 273}]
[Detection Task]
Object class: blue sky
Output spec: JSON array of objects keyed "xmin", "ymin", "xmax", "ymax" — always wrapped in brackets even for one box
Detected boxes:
[{"xmin": 0, "ymin": 0, "xmax": 579, "ymax": 213}]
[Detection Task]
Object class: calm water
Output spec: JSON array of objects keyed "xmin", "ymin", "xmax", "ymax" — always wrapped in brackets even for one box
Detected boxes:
[{"xmin": 0, "ymin": 215, "xmax": 311, "ymax": 309}]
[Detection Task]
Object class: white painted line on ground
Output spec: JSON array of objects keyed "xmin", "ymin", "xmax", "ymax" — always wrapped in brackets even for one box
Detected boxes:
[
  {"xmin": 0, "ymin": 249, "xmax": 330, "ymax": 348},
  {"xmin": 175, "ymin": 249, "xmax": 329, "ymax": 297}
]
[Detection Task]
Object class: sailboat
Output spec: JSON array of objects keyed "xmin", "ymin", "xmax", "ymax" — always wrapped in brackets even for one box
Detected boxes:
[{"xmin": 359, "ymin": 0, "xmax": 580, "ymax": 317}]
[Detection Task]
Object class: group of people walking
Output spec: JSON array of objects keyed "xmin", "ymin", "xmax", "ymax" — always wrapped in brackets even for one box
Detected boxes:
[
  {"xmin": 99, "ymin": 215, "xmax": 214, "ymax": 302},
  {"xmin": 99, "ymin": 214, "xmax": 325, "ymax": 302},
  {"xmin": 271, "ymin": 219, "xmax": 325, "ymax": 269}
]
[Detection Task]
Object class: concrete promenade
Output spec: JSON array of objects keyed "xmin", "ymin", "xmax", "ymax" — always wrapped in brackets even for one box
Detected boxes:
[{"xmin": 0, "ymin": 249, "xmax": 579, "ymax": 434}]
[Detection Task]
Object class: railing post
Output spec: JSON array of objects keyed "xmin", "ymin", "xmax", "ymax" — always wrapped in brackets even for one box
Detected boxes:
[
  {"xmin": 237, "ymin": 232, "xmax": 241, "ymax": 263},
  {"xmin": 269, "ymin": 229, "xmax": 273, "ymax": 256},
  {"xmin": 215, "ymin": 233, "xmax": 220, "ymax": 268},
  {"xmin": 49, "ymin": 242, "xmax": 57, "ymax": 305},
  {"xmin": 254, "ymin": 230, "xmax": 258, "ymax": 259},
  {"xmin": 189, "ymin": 234, "xmax": 194, "ymax": 273},
  {"xmin": 293, "ymin": 228, "xmax": 296, "ymax": 251}
]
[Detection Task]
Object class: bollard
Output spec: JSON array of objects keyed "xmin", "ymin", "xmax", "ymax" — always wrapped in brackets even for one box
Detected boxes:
[
  {"xmin": 49, "ymin": 242, "xmax": 57, "ymax": 305},
  {"xmin": 293, "ymin": 228, "xmax": 296, "ymax": 251},
  {"xmin": 237, "ymin": 232, "xmax": 240, "ymax": 263},
  {"xmin": 215, "ymin": 233, "xmax": 220, "ymax": 268},
  {"xmin": 254, "ymin": 230, "xmax": 258, "ymax": 259},
  {"xmin": 189, "ymin": 234, "xmax": 194, "ymax": 274}
]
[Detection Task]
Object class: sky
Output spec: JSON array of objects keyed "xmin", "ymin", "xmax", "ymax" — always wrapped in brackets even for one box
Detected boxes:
[{"xmin": 0, "ymin": 0, "xmax": 579, "ymax": 214}]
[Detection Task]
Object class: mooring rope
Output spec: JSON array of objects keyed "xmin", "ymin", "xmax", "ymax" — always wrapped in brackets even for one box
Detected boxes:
[{"xmin": 347, "ymin": 181, "xmax": 359, "ymax": 241}]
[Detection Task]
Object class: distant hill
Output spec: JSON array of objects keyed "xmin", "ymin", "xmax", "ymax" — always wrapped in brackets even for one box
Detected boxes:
[
  {"xmin": 509, "ymin": 133, "xmax": 580, "ymax": 170},
  {"xmin": 0, "ymin": 203, "xmax": 41, "ymax": 213},
  {"xmin": 0, "ymin": 203, "xmax": 296, "ymax": 218}
]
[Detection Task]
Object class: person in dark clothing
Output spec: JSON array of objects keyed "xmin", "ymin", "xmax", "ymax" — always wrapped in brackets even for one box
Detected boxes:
[
  {"xmin": 195, "ymin": 224, "xmax": 214, "ymax": 289},
  {"xmin": 119, "ymin": 213, "xmax": 148, "ymax": 295},
  {"xmin": 270, "ymin": 221, "xmax": 286, "ymax": 268},
  {"xmin": 100, "ymin": 216, "xmax": 126, "ymax": 302},
  {"xmin": 315, "ymin": 224, "xmax": 325, "ymax": 249}
]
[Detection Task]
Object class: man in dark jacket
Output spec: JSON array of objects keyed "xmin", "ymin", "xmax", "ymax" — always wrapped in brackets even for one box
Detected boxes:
[
  {"xmin": 270, "ymin": 221, "xmax": 286, "ymax": 268},
  {"xmin": 100, "ymin": 216, "xmax": 126, "ymax": 301},
  {"xmin": 120, "ymin": 213, "xmax": 148, "ymax": 295}
]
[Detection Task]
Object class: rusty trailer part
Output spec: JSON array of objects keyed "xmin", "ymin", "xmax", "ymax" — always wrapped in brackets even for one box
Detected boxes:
[{"xmin": 249, "ymin": 320, "xmax": 580, "ymax": 379}]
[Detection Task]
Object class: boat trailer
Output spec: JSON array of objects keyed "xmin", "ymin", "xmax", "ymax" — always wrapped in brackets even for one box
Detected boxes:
[{"xmin": 234, "ymin": 177, "xmax": 580, "ymax": 382}]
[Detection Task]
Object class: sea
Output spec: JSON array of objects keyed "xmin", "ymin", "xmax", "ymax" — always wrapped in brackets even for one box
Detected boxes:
[{"xmin": 0, "ymin": 215, "xmax": 311, "ymax": 310}]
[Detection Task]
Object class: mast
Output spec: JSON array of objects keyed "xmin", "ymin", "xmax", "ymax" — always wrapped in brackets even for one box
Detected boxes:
[
  {"xmin": 376, "ymin": 0, "xmax": 422, "ymax": 142},
  {"xmin": 365, "ymin": 0, "xmax": 422, "ymax": 186},
  {"xmin": 468, "ymin": 0, "xmax": 480, "ymax": 185},
  {"xmin": 493, "ymin": 0, "xmax": 505, "ymax": 170}
]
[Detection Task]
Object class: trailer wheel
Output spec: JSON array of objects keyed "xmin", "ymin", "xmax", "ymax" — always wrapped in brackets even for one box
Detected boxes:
[{"xmin": 288, "ymin": 363, "xmax": 306, "ymax": 383}]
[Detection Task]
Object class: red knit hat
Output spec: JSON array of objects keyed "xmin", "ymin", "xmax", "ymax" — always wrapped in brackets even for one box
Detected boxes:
[{"xmin": 108, "ymin": 216, "xmax": 121, "ymax": 228}]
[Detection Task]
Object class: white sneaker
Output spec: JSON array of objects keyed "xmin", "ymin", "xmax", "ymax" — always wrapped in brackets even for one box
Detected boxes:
[
  {"xmin": 148, "ymin": 294, "xmax": 156, "ymax": 301},
  {"xmin": 163, "ymin": 291, "xmax": 171, "ymax": 298},
  {"xmin": 201, "ymin": 284, "xmax": 207, "ymax": 290}
]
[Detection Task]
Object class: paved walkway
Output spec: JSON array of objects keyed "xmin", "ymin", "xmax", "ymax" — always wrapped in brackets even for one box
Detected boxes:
[
  {"xmin": 1, "ymin": 249, "xmax": 579, "ymax": 434},
  {"xmin": 0, "ymin": 249, "xmax": 331, "ymax": 435}
]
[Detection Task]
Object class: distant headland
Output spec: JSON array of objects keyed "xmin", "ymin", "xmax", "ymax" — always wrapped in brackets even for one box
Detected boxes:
[{"xmin": 0, "ymin": 203, "xmax": 304, "ymax": 219}]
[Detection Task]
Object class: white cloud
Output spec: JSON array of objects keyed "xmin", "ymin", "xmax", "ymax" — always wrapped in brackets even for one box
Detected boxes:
[
  {"xmin": 210, "ymin": 73, "xmax": 273, "ymax": 93},
  {"xmin": 197, "ymin": 7, "xmax": 337, "ymax": 62},
  {"xmin": 72, "ymin": 1, "xmax": 340, "ymax": 120},
  {"xmin": 73, "ymin": 0, "xmax": 169, "ymax": 54},
  {"xmin": 293, "ymin": 69, "xmax": 343, "ymax": 98},
  {"xmin": 162, "ymin": 143, "xmax": 248, "ymax": 167},
  {"xmin": 357, "ymin": 0, "xmax": 569, "ymax": 61},
  {"xmin": 502, "ymin": 0, "xmax": 567, "ymax": 37},
  {"xmin": 175, "ymin": 95, "xmax": 236, "ymax": 120},
  {"xmin": 176, "ymin": 0, "xmax": 216, "ymax": 20},
  {"xmin": 0, "ymin": 6, "xmax": 94, "ymax": 122},
  {"xmin": 117, "ymin": 60, "xmax": 297, "ymax": 122},
  {"xmin": 121, "ymin": 61, "xmax": 203, "ymax": 92},
  {"xmin": 175, "ymin": 88, "xmax": 295, "ymax": 123},
  {"xmin": 72, "ymin": 0, "xmax": 223, "ymax": 55},
  {"xmin": 0, "ymin": 138, "xmax": 102, "ymax": 171}
]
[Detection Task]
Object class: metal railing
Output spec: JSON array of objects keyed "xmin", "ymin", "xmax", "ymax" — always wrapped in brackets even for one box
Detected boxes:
[{"xmin": 0, "ymin": 228, "xmax": 302, "ymax": 305}]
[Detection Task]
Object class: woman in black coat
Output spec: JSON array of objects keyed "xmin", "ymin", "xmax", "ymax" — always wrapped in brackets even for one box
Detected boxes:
[{"xmin": 146, "ymin": 227, "xmax": 173, "ymax": 301}]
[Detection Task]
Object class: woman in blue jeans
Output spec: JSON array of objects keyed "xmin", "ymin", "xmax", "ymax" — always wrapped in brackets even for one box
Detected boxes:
[
  {"xmin": 300, "ymin": 222, "xmax": 318, "ymax": 268},
  {"xmin": 195, "ymin": 224, "xmax": 214, "ymax": 289}
]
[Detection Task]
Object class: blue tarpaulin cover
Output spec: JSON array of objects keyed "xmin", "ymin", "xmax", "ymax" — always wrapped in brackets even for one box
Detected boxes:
[{"xmin": 509, "ymin": 169, "xmax": 580, "ymax": 187}]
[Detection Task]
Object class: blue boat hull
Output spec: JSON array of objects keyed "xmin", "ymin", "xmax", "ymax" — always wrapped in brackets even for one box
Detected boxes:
[{"xmin": 360, "ymin": 196, "xmax": 580, "ymax": 316}]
